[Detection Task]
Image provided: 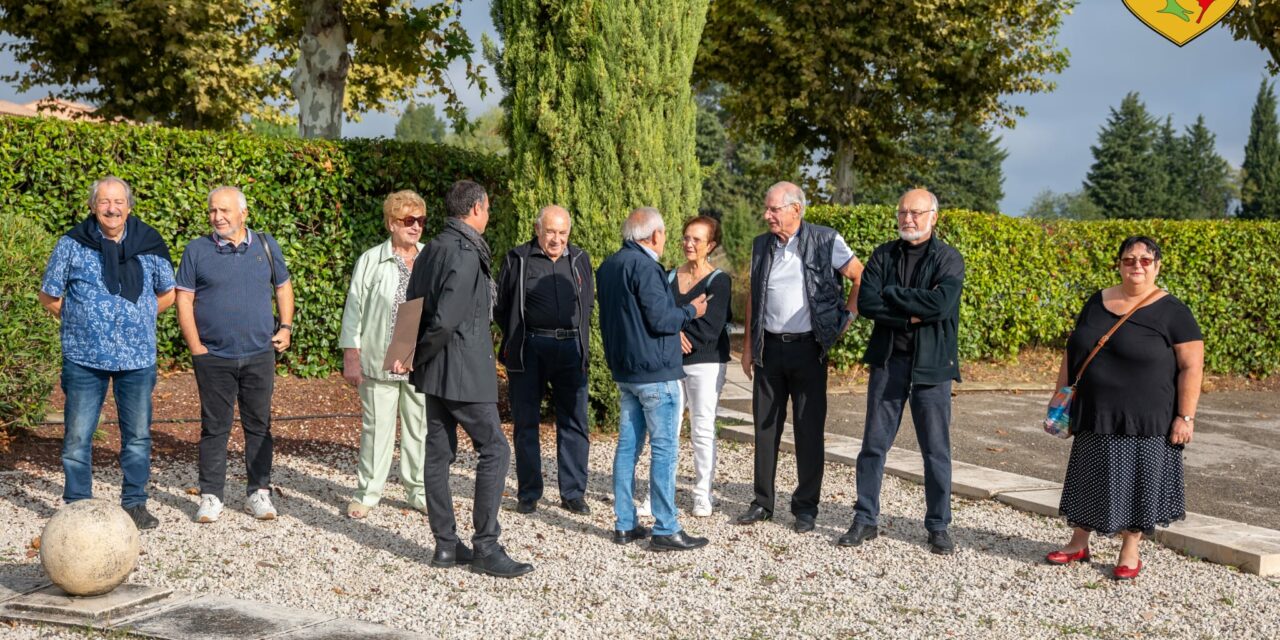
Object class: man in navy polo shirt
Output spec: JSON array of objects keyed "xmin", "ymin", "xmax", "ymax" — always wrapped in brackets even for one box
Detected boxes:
[
  {"xmin": 39, "ymin": 176, "xmax": 175, "ymax": 531},
  {"xmin": 175, "ymin": 186, "xmax": 294, "ymax": 524}
]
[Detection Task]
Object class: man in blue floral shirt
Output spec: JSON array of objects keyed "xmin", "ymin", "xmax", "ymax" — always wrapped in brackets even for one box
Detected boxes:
[{"xmin": 39, "ymin": 176, "xmax": 176, "ymax": 531}]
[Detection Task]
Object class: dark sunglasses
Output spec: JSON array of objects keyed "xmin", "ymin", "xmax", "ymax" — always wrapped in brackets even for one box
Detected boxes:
[
  {"xmin": 1120, "ymin": 257, "xmax": 1155, "ymax": 267},
  {"xmin": 397, "ymin": 215, "xmax": 427, "ymax": 228}
]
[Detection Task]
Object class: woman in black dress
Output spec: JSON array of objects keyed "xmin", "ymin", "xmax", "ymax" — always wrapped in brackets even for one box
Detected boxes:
[{"xmin": 1046, "ymin": 236, "xmax": 1203, "ymax": 580}]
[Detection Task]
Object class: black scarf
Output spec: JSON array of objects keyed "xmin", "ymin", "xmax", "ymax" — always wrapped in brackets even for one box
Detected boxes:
[
  {"xmin": 65, "ymin": 215, "xmax": 171, "ymax": 303},
  {"xmin": 445, "ymin": 217, "xmax": 496, "ymax": 318}
]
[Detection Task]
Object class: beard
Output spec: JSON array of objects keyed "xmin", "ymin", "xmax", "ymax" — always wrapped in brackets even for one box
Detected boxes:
[{"xmin": 898, "ymin": 228, "xmax": 930, "ymax": 242}]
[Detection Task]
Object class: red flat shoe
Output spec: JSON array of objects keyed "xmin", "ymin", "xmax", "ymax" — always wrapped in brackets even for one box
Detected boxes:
[
  {"xmin": 1045, "ymin": 548, "xmax": 1090, "ymax": 565},
  {"xmin": 1112, "ymin": 560, "xmax": 1143, "ymax": 580}
]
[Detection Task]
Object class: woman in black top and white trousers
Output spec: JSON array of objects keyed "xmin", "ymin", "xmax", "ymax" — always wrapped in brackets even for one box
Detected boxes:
[
  {"xmin": 1046, "ymin": 236, "xmax": 1204, "ymax": 580},
  {"xmin": 673, "ymin": 216, "xmax": 733, "ymax": 517}
]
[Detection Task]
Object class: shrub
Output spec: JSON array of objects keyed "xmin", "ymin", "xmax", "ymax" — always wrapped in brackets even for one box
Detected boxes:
[
  {"xmin": 0, "ymin": 207, "xmax": 61, "ymax": 445},
  {"xmin": 0, "ymin": 117, "xmax": 511, "ymax": 378},
  {"xmin": 807, "ymin": 205, "xmax": 1280, "ymax": 376}
]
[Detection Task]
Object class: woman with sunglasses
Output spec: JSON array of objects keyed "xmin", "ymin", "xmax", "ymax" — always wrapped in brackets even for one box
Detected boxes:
[
  {"xmin": 338, "ymin": 191, "xmax": 432, "ymax": 518},
  {"xmin": 1046, "ymin": 236, "xmax": 1203, "ymax": 579}
]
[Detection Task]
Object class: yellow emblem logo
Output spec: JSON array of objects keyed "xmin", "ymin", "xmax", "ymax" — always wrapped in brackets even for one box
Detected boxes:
[{"xmin": 1124, "ymin": 0, "xmax": 1239, "ymax": 46}]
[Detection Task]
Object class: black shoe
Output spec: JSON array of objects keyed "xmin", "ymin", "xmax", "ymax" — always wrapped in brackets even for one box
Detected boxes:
[
  {"xmin": 560, "ymin": 497, "xmax": 591, "ymax": 515},
  {"xmin": 928, "ymin": 530, "xmax": 956, "ymax": 555},
  {"xmin": 794, "ymin": 514, "xmax": 816, "ymax": 534},
  {"xmin": 612, "ymin": 525, "xmax": 651, "ymax": 545},
  {"xmin": 515, "ymin": 498, "xmax": 537, "ymax": 514},
  {"xmin": 734, "ymin": 505, "xmax": 772, "ymax": 526},
  {"xmin": 125, "ymin": 504, "xmax": 158, "ymax": 530},
  {"xmin": 470, "ymin": 548, "xmax": 534, "ymax": 578},
  {"xmin": 837, "ymin": 522, "xmax": 879, "ymax": 547},
  {"xmin": 650, "ymin": 530, "xmax": 709, "ymax": 552},
  {"xmin": 430, "ymin": 542, "xmax": 475, "ymax": 568}
]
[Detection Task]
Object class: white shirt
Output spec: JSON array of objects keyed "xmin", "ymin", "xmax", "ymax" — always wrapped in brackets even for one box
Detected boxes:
[{"xmin": 761, "ymin": 231, "xmax": 855, "ymax": 333}]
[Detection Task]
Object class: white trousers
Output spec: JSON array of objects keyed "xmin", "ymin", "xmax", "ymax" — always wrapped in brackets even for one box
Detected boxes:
[{"xmin": 677, "ymin": 362, "xmax": 727, "ymax": 505}]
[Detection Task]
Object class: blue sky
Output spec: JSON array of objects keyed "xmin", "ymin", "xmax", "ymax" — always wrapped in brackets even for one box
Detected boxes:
[{"xmin": 0, "ymin": 2, "xmax": 1272, "ymax": 216}]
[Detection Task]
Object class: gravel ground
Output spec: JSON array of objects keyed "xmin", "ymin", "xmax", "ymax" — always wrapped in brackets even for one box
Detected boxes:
[{"xmin": 3, "ymin": 438, "xmax": 1279, "ymax": 639}]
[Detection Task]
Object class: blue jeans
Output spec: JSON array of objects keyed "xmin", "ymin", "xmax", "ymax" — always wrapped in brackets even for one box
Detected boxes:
[
  {"xmin": 613, "ymin": 380, "xmax": 681, "ymax": 536},
  {"xmin": 61, "ymin": 358, "xmax": 156, "ymax": 507},
  {"xmin": 853, "ymin": 353, "xmax": 953, "ymax": 532}
]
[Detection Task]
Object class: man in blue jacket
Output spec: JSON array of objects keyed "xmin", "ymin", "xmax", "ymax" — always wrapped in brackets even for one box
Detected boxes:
[{"xmin": 597, "ymin": 207, "xmax": 709, "ymax": 551}]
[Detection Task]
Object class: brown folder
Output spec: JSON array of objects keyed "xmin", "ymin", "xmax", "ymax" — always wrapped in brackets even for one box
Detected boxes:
[{"xmin": 382, "ymin": 297, "xmax": 423, "ymax": 372}]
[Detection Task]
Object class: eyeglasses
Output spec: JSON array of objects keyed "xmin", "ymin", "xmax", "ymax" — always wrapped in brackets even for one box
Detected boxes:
[
  {"xmin": 397, "ymin": 215, "xmax": 426, "ymax": 228},
  {"xmin": 682, "ymin": 236, "xmax": 707, "ymax": 246},
  {"xmin": 1120, "ymin": 256, "xmax": 1155, "ymax": 268},
  {"xmin": 897, "ymin": 209, "xmax": 935, "ymax": 219},
  {"xmin": 764, "ymin": 203, "xmax": 795, "ymax": 215}
]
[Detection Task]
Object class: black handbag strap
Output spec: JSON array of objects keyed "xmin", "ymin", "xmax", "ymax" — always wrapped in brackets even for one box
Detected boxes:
[{"xmin": 256, "ymin": 231, "xmax": 279, "ymax": 303}]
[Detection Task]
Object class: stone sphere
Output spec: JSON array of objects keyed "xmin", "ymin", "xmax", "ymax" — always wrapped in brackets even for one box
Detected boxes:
[{"xmin": 40, "ymin": 499, "xmax": 140, "ymax": 597}]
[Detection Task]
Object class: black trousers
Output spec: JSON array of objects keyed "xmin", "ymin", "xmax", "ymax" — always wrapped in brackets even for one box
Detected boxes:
[
  {"xmin": 423, "ymin": 395, "xmax": 510, "ymax": 556},
  {"xmin": 193, "ymin": 351, "xmax": 276, "ymax": 500},
  {"xmin": 751, "ymin": 336, "xmax": 827, "ymax": 517},
  {"xmin": 509, "ymin": 335, "xmax": 590, "ymax": 502}
]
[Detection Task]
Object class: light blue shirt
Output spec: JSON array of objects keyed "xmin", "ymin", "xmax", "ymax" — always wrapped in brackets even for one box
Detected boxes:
[{"xmin": 41, "ymin": 235, "xmax": 176, "ymax": 371}]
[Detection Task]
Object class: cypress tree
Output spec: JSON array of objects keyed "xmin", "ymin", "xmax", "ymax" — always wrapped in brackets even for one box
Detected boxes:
[
  {"xmin": 1179, "ymin": 116, "xmax": 1233, "ymax": 219},
  {"xmin": 489, "ymin": 0, "xmax": 709, "ymax": 424},
  {"xmin": 1151, "ymin": 116, "xmax": 1186, "ymax": 219},
  {"xmin": 1084, "ymin": 93, "xmax": 1158, "ymax": 218},
  {"xmin": 1240, "ymin": 80, "xmax": 1280, "ymax": 219}
]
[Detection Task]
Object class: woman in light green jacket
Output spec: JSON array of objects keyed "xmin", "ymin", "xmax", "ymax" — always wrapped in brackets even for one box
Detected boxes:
[{"xmin": 339, "ymin": 191, "xmax": 431, "ymax": 518}]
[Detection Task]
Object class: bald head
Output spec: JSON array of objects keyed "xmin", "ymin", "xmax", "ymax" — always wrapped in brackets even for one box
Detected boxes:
[
  {"xmin": 896, "ymin": 188, "xmax": 938, "ymax": 245},
  {"xmin": 535, "ymin": 204, "xmax": 572, "ymax": 259}
]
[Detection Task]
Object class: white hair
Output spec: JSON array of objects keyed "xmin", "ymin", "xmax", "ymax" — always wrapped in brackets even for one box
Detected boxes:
[
  {"xmin": 88, "ymin": 176, "xmax": 134, "ymax": 209},
  {"xmin": 767, "ymin": 181, "xmax": 806, "ymax": 217},
  {"xmin": 622, "ymin": 207, "xmax": 664, "ymax": 243},
  {"xmin": 207, "ymin": 186, "xmax": 248, "ymax": 212},
  {"xmin": 535, "ymin": 205, "xmax": 572, "ymax": 231}
]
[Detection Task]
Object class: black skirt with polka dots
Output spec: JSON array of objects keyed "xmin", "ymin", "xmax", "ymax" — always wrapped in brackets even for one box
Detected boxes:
[{"xmin": 1058, "ymin": 430, "xmax": 1185, "ymax": 536}]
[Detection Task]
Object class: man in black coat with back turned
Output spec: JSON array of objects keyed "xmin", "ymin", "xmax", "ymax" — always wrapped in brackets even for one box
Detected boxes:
[{"xmin": 397, "ymin": 180, "xmax": 533, "ymax": 579}]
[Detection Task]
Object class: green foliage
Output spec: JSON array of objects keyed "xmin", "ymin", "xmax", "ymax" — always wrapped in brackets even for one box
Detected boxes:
[
  {"xmin": 0, "ymin": 207, "xmax": 61, "ymax": 441},
  {"xmin": 249, "ymin": 118, "xmax": 300, "ymax": 139},
  {"xmin": 1083, "ymin": 94, "xmax": 1232, "ymax": 219},
  {"xmin": 444, "ymin": 107, "xmax": 508, "ymax": 156},
  {"xmin": 0, "ymin": 0, "xmax": 272, "ymax": 129},
  {"xmin": 490, "ymin": 0, "xmax": 710, "ymax": 427},
  {"xmin": 395, "ymin": 103, "xmax": 448, "ymax": 144},
  {"xmin": 1225, "ymin": 1, "xmax": 1280, "ymax": 75},
  {"xmin": 0, "ymin": 0, "xmax": 487, "ymax": 135},
  {"xmin": 694, "ymin": 0, "xmax": 1072, "ymax": 203},
  {"xmin": 1084, "ymin": 93, "xmax": 1160, "ymax": 218},
  {"xmin": 1241, "ymin": 80, "xmax": 1280, "ymax": 219},
  {"xmin": 1024, "ymin": 190, "xmax": 1105, "ymax": 220},
  {"xmin": 806, "ymin": 205, "xmax": 1280, "ymax": 376},
  {"xmin": 855, "ymin": 117, "xmax": 1008, "ymax": 213},
  {"xmin": 0, "ymin": 116, "xmax": 509, "ymax": 378}
]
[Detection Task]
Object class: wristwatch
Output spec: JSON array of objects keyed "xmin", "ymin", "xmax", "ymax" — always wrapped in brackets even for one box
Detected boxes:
[
  {"xmin": 278, "ymin": 323, "xmax": 293, "ymax": 332},
  {"xmin": 1179, "ymin": 415, "xmax": 1194, "ymax": 425}
]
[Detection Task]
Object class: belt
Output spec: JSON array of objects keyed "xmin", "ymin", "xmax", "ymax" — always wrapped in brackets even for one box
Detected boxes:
[
  {"xmin": 528, "ymin": 327, "xmax": 579, "ymax": 339},
  {"xmin": 765, "ymin": 331, "xmax": 814, "ymax": 343}
]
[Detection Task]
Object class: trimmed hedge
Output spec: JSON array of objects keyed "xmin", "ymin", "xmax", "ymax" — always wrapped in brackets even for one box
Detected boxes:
[
  {"xmin": 0, "ymin": 117, "xmax": 511, "ymax": 378},
  {"xmin": 806, "ymin": 205, "xmax": 1280, "ymax": 376},
  {"xmin": 0, "ymin": 207, "xmax": 61, "ymax": 442}
]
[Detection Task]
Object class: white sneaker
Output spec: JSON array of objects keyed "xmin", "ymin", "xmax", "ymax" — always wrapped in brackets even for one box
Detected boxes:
[
  {"xmin": 635, "ymin": 496, "xmax": 652, "ymax": 518},
  {"xmin": 691, "ymin": 499, "xmax": 713, "ymax": 518},
  {"xmin": 195, "ymin": 494, "xmax": 223, "ymax": 523},
  {"xmin": 245, "ymin": 489, "xmax": 277, "ymax": 520}
]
